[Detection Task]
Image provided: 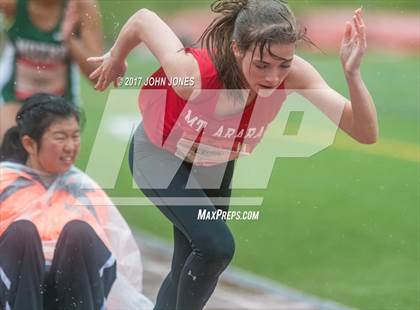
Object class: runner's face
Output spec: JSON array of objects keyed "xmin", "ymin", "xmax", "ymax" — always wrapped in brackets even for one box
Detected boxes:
[
  {"xmin": 234, "ymin": 42, "xmax": 295, "ymax": 97},
  {"xmin": 28, "ymin": 117, "xmax": 80, "ymax": 174}
]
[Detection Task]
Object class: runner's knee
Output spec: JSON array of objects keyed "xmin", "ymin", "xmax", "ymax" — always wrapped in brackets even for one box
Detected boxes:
[{"xmin": 193, "ymin": 230, "xmax": 235, "ymax": 268}]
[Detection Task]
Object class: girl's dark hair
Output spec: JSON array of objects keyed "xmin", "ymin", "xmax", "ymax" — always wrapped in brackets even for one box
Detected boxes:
[
  {"xmin": 0, "ymin": 93, "xmax": 82, "ymax": 163},
  {"xmin": 199, "ymin": 0, "xmax": 310, "ymax": 91}
]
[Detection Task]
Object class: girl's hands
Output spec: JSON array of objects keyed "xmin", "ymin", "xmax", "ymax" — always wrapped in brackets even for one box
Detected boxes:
[
  {"xmin": 340, "ymin": 8, "xmax": 367, "ymax": 76},
  {"xmin": 87, "ymin": 51, "xmax": 127, "ymax": 91}
]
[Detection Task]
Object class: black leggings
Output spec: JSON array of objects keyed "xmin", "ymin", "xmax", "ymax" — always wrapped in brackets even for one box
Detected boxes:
[
  {"xmin": 129, "ymin": 124, "xmax": 236, "ymax": 310},
  {"xmin": 0, "ymin": 220, "xmax": 116, "ymax": 310}
]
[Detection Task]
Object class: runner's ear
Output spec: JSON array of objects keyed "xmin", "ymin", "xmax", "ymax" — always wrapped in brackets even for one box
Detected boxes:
[{"xmin": 231, "ymin": 40, "xmax": 243, "ymax": 58}]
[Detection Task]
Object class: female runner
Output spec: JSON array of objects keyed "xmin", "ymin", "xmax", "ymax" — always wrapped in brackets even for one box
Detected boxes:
[{"xmin": 89, "ymin": 1, "xmax": 378, "ymax": 309}]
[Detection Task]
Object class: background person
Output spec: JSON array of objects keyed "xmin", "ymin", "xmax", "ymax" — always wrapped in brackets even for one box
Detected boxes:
[
  {"xmin": 0, "ymin": 0, "xmax": 103, "ymax": 143},
  {"xmin": 0, "ymin": 93, "xmax": 153, "ymax": 310}
]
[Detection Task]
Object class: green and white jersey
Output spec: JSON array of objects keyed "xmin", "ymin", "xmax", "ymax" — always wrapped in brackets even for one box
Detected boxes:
[{"xmin": 0, "ymin": 0, "xmax": 80, "ymax": 105}]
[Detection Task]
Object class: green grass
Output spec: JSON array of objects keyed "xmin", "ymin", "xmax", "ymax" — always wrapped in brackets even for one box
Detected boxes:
[
  {"xmin": 77, "ymin": 51, "xmax": 419, "ymax": 310},
  {"xmin": 98, "ymin": 1, "xmax": 213, "ymax": 40},
  {"xmin": 236, "ymin": 149, "xmax": 418, "ymax": 309}
]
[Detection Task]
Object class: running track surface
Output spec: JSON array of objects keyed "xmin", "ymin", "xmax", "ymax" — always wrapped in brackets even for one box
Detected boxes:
[{"xmin": 136, "ymin": 231, "xmax": 352, "ymax": 310}]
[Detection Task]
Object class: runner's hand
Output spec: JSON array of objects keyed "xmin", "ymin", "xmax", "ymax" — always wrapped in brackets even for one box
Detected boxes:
[
  {"xmin": 87, "ymin": 51, "xmax": 127, "ymax": 91},
  {"xmin": 340, "ymin": 8, "xmax": 367, "ymax": 75}
]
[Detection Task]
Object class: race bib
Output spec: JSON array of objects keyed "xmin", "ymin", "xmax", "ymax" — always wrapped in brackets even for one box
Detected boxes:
[
  {"xmin": 15, "ymin": 57, "xmax": 67, "ymax": 100},
  {"xmin": 175, "ymin": 137, "xmax": 251, "ymax": 166}
]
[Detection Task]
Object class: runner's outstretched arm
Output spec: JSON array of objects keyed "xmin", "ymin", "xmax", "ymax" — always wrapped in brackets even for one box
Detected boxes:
[{"xmin": 88, "ymin": 8, "xmax": 200, "ymax": 99}]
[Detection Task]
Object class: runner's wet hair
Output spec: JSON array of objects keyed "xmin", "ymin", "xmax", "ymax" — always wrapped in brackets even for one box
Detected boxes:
[
  {"xmin": 199, "ymin": 0, "xmax": 310, "ymax": 90},
  {"xmin": 0, "ymin": 93, "xmax": 82, "ymax": 163}
]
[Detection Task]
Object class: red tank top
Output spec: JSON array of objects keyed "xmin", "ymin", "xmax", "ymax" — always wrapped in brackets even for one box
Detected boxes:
[{"xmin": 139, "ymin": 48, "xmax": 286, "ymax": 166}]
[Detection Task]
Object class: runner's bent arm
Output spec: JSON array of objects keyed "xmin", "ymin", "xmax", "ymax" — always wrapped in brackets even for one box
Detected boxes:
[
  {"xmin": 286, "ymin": 56, "xmax": 378, "ymax": 144},
  {"xmin": 285, "ymin": 8, "xmax": 378, "ymax": 144}
]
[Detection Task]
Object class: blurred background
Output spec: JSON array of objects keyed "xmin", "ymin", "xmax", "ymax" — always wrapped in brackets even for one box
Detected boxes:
[{"xmin": 2, "ymin": 0, "xmax": 419, "ymax": 309}]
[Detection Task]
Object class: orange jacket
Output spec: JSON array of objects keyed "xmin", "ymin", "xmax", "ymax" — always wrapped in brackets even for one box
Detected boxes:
[
  {"xmin": 0, "ymin": 162, "xmax": 110, "ymax": 259},
  {"xmin": 0, "ymin": 161, "xmax": 153, "ymax": 308}
]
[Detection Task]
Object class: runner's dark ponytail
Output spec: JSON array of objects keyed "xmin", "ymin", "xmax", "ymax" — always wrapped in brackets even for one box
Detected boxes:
[
  {"xmin": 0, "ymin": 93, "xmax": 82, "ymax": 163},
  {"xmin": 199, "ymin": 0, "xmax": 248, "ymax": 91}
]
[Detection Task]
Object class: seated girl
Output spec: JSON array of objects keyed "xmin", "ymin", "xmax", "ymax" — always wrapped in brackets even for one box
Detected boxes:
[{"xmin": 0, "ymin": 93, "xmax": 153, "ymax": 310}]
